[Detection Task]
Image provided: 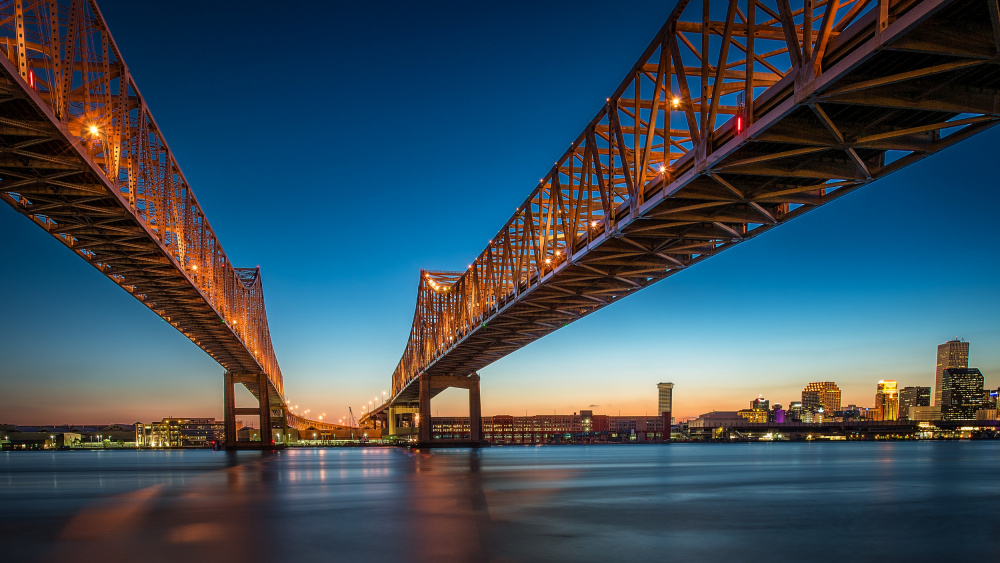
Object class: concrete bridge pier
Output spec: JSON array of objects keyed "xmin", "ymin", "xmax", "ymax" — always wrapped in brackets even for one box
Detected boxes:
[
  {"xmin": 387, "ymin": 404, "xmax": 419, "ymax": 437},
  {"xmin": 224, "ymin": 371, "xmax": 276, "ymax": 449},
  {"xmin": 418, "ymin": 372, "xmax": 483, "ymax": 446}
]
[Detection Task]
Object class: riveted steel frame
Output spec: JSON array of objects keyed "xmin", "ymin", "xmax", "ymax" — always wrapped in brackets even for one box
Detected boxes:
[
  {"xmin": 387, "ymin": 0, "xmax": 1000, "ymax": 404},
  {"xmin": 0, "ymin": 0, "xmax": 334, "ymax": 429}
]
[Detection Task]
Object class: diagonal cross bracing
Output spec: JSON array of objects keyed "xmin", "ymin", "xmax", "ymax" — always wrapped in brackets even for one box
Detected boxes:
[
  {"xmin": 385, "ymin": 0, "xmax": 1000, "ymax": 406},
  {"xmin": 0, "ymin": 0, "xmax": 296, "ymax": 418}
]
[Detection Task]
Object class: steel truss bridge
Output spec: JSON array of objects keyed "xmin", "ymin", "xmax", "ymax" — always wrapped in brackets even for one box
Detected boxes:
[
  {"xmin": 0, "ymin": 0, "xmax": 344, "ymax": 447},
  {"xmin": 363, "ymin": 0, "xmax": 1000, "ymax": 443}
]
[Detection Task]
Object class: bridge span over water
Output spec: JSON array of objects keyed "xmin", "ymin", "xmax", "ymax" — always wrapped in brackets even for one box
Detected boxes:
[
  {"xmin": 0, "ymin": 0, "xmax": 997, "ymax": 448},
  {"xmin": 362, "ymin": 0, "xmax": 1000, "ymax": 443},
  {"xmin": 0, "ymin": 0, "xmax": 345, "ymax": 447}
]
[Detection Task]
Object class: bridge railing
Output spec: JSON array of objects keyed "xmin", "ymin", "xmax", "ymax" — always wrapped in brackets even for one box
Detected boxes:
[
  {"xmin": 0, "ymin": 0, "xmax": 283, "ymax": 394},
  {"xmin": 392, "ymin": 0, "xmax": 902, "ymax": 395}
]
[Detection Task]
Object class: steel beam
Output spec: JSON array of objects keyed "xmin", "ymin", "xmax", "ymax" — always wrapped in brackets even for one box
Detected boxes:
[{"xmin": 382, "ymin": 0, "xmax": 1000, "ymax": 410}]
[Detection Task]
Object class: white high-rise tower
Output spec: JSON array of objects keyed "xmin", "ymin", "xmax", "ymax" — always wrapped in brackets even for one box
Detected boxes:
[{"xmin": 657, "ymin": 383, "xmax": 674, "ymax": 417}]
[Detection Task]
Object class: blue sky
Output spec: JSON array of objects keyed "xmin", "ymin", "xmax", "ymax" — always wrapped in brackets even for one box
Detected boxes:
[{"xmin": 1, "ymin": 0, "xmax": 997, "ymax": 424}]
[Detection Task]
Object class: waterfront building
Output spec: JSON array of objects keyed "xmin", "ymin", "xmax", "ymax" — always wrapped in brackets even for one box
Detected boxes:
[
  {"xmin": 940, "ymin": 368, "xmax": 987, "ymax": 421},
  {"xmin": 898, "ymin": 386, "xmax": 931, "ymax": 420},
  {"xmin": 772, "ymin": 403, "xmax": 785, "ymax": 424},
  {"xmin": 0, "ymin": 430, "xmax": 79, "ymax": 449},
  {"xmin": 136, "ymin": 418, "xmax": 225, "ymax": 448},
  {"xmin": 787, "ymin": 401, "xmax": 804, "ymax": 422},
  {"xmin": 657, "ymin": 383, "xmax": 674, "ymax": 417},
  {"xmin": 750, "ymin": 395, "xmax": 769, "ymax": 412},
  {"xmin": 688, "ymin": 411, "xmax": 746, "ymax": 439},
  {"xmin": 451, "ymin": 412, "xmax": 667, "ymax": 444},
  {"xmin": 738, "ymin": 409, "xmax": 768, "ymax": 423},
  {"xmin": 740, "ymin": 395, "xmax": 771, "ymax": 423},
  {"xmin": 0, "ymin": 424, "xmax": 135, "ymax": 449},
  {"xmin": 835, "ymin": 405, "xmax": 873, "ymax": 422},
  {"xmin": 874, "ymin": 380, "xmax": 899, "ymax": 421},
  {"xmin": 974, "ymin": 408, "xmax": 998, "ymax": 421},
  {"xmin": 802, "ymin": 382, "xmax": 841, "ymax": 414},
  {"xmin": 935, "ymin": 339, "xmax": 969, "ymax": 406},
  {"xmin": 909, "ymin": 405, "xmax": 941, "ymax": 421}
]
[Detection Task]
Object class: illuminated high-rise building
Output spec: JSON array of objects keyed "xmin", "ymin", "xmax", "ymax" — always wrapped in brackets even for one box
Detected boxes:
[
  {"xmin": 940, "ymin": 368, "xmax": 986, "ymax": 420},
  {"xmin": 802, "ymin": 382, "xmax": 841, "ymax": 414},
  {"xmin": 935, "ymin": 339, "xmax": 969, "ymax": 406},
  {"xmin": 898, "ymin": 386, "xmax": 930, "ymax": 420},
  {"xmin": 773, "ymin": 404, "xmax": 786, "ymax": 424},
  {"xmin": 657, "ymin": 383, "xmax": 673, "ymax": 416},
  {"xmin": 739, "ymin": 395, "xmax": 771, "ymax": 423},
  {"xmin": 750, "ymin": 395, "xmax": 769, "ymax": 411},
  {"xmin": 874, "ymin": 380, "xmax": 899, "ymax": 421}
]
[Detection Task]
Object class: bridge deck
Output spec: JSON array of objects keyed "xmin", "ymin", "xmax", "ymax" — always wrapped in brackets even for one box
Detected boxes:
[
  {"xmin": 0, "ymin": 0, "xmax": 335, "ymax": 432},
  {"xmin": 387, "ymin": 0, "xmax": 1000, "ymax": 407}
]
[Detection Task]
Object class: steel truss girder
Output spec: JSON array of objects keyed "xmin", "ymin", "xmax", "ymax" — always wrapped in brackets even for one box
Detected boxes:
[
  {"xmin": 387, "ymin": 0, "xmax": 1000, "ymax": 401},
  {"xmin": 0, "ymin": 0, "xmax": 311, "ymax": 422}
]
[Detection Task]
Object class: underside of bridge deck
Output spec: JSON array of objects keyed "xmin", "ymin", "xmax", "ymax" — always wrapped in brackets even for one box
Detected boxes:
[{"xmin": 373, "ymin": 0, "xmax": 1000, "ymax": 421}]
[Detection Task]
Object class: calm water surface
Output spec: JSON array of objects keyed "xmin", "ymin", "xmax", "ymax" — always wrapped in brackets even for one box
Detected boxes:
[{"xmin": 0, "ymin": 442, "xmax": 997, "ymax": 562}]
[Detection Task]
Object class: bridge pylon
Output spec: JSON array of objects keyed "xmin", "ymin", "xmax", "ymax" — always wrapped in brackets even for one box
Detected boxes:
[
  {"xmin": 417, "ymin": 372, "xmax": 483, "ymax": 447},
  {"xmin": 224, "ymin": 371, "xmax": 282, "ymax": 449}
]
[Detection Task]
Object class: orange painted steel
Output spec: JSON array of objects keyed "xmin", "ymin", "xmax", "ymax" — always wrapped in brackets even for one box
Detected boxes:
[
  {"xmin": 0, "ymin": 0, "xmax": 313, "ymax": 427},
  {"xmin": 384, "ymin": 0, "xmax": 1000, "ymax": 408}
]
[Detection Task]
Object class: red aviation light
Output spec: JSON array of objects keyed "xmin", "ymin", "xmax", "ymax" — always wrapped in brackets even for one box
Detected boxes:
[{"xmin": 736, "ymin": 115, "xmax": 743, "ymax": 133}]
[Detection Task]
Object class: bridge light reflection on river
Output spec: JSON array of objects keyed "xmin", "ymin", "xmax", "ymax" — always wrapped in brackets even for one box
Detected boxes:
[{"xmin": 1, "ymin": 443, "xmax": 997, "ymax": 560}]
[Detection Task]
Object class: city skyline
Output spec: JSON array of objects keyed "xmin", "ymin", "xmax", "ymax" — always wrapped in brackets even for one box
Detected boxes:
[{"xmin": 0, "ymin": 0, "xmax": 998, "ymax": 424}]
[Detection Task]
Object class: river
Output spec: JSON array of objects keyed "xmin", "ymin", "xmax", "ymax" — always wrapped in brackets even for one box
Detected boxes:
[{"xmin": 1, "ymin": 442, "xmax": 997, "ymax": 561}]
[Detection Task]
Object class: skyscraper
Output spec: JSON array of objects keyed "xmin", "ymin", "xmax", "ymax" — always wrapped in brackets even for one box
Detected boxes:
[
  {"xmin": 874, "ymin": 380, "xmax": 899, "ymax": 421},
  {"xmin": 898, "ymin": 386, "xmax": 931, "ymax": 420},
  {"xmin": 657, "ymin": 383, "xmax": 673, "ymax": 416},
  {"xmin": 787, "ymin": 401, "xmax": 803, "ymax": 422},
  {"xmin": 940, "ymin": 368, "xmax": 986, "ymax": 420},
  {"xmin": 802, "ymin": 382, "xmax": 841, "ymax": 414},
  {"xmin": 935, "ymin": 339, "xmax": 969, "ymax": 406}
]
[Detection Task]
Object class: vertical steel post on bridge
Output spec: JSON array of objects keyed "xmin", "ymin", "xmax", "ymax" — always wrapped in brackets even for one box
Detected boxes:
[{"xmin": 418, "ymin": 372, "xmax": 483, "ymax": 447}]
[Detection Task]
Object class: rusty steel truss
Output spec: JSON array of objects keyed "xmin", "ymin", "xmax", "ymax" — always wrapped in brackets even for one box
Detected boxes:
[
  {"xmin": 385, "ymin": 0, "xmax": 1000, "ymax": 407},
  {"xmin": 0, "ymin": 0, "xmax": 340, "ymax": 437}
]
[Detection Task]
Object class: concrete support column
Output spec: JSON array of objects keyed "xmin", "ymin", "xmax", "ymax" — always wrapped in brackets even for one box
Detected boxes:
[
  {"xmin": 224, "ymin": 371, "xmax": 236, "ymax": 448},
  {"xmin": 469, "ymin": 373, "xmax": 482, "ymax": 443},
  {"xmin": 387, "ymin": 405, "xmax": 398, "ymax": 436},
  {"xmin": 419, "ymin": 373, "xmax": 431, "ymax": 443},
  {"xmin": 258, "ymin": 372, "xmax": 273, "ymax": 447},
  {"xmin": 281, "ymin": 406, "xmax": 288, "ymax": 445}
]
